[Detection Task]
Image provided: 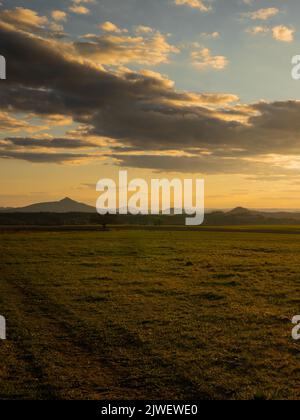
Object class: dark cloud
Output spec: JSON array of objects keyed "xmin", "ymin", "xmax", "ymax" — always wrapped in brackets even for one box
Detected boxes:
[
  {"xmin": 252, "ymin": 101, "xmax": 300, "ymax": 132},
  {"xmin": 109, "ymin": 154, "xmax": 270, "ymax": 174},
  {"xmin": 0, "ymin": 136, "xmax": 97, "ymax": 163},
  {"xmin": 4, "ymin": 137, "xmax": 98, "ymax": 149},
  {"xmin": 0, "ymin": 150, "xmax": 88, "ymax": 163},
  {"xmin": 1, "ymin": 18, "xmax": 300, "ymax": 174}
]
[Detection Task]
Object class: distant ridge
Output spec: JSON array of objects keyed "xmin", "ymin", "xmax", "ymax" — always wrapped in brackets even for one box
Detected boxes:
[
  {"xmin": 206, "ymin": 207, "xmax": 300, "ymax": 225},
  {"xmin": 0, "ymin": 197, "xmax": 95, "ymax": 213},
  {"xmin": 1, "ymin": 201, "xmax": 300, "ymax": 226},
  {"xmin": 227, "ymin": 207, "xmax": 252, "ymax": 215}
]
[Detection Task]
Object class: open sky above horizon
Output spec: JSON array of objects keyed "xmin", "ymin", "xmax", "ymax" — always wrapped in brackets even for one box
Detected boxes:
[{"xmin": 1, "ymin": 0, "xmax": 300, "ymax": 209}]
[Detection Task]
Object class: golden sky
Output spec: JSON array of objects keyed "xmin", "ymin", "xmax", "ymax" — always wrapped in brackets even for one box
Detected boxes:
[{"xmin": 1, "ymin": 0, "xmax": 300, "ymax": 209}]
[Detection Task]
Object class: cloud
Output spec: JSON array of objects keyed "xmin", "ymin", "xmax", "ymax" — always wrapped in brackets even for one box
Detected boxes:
[
  {"xmin": 247, "ymin": 24, "xmax": 295, "ymax": 42},
  {"xmin": 272, "ymin": 25, "xmax": 294, "ymax": 42},
  {"xmin": 72, "ymin": 0, "xmax": 95, "ymax": 3},
  {"xmin": 0, "ymin": 7, "xmax": 48, "ymax": 30},
  {"xmin": 0, "ymin": 111, "xmax": 60, "ymax": 133},
  {"xmin": 108, "ymin": 153, "xmax": 300, "ymax": 177},
  {"xmin": 0, "ymin": 112, "xmax": 32, "ymax": 132},
  {"xmin": 174, "ymin": 0, "xmax": 211, "ymax": 12},
  {"xmin": 246, "ymin": 26, "xmax": 269, "ymax": 35},
  {"xmin": 0, "ymin": 7, "xmax": 66, "ymax": 38},
  {"xmin": 69, "ymin": 0, "xmax": 95, "ymax": 15},
  {"xmin": 244, "ymin": 7, "xmax": 279, "ymax": 21},
  {"xmin": 0, "ymin": 135, "xmax": 99, "ymax": 164},
  {"xmin": 69, "ymin": 5, "xmax": 90, "ymax": 15},
  {"xmin": 1, "ymin": 13, "xmax": 300, "ymax": 176},
  {"xmin": 0, "ymin": 150, "xmax": 89, "ymax": 164},
  {"xmin": 3, "ymin": 137, "xmax": 98, "ymax": 149},
  {"xmin": 76, "ymin": 32, "xmax": 179, "ymax": 66},
  {"xmin": 191, "ymin": 48, "xmax": 229, "ymax": 70},
  {"xmin": 100, "ymin": 21, "xmax": 127, "ymax": 33},
  {"xmin": 200, "ymin": 32, "xmax": 220, "ymax": 39},
  {"xmin": 134, "ymin": 25, "xmax": 155, "ymax": 34},
  {"xmin": 52, "ymin": 10, "xmax": 67, "ymax": 22}
]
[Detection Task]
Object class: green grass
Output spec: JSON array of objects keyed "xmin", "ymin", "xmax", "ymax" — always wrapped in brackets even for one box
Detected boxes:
[{"xmin": 1, "ymin": 228, "xmax": 300, "ymax": 400}]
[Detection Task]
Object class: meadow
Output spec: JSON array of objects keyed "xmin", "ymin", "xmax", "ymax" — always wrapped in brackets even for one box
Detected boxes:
[{"xmin": 1, "ymin": 227, "xmax": 300, "ymax": 400}]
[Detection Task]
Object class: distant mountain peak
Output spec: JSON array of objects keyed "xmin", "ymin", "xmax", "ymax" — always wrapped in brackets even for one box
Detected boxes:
[
  {"xmin": 60, "ymin": 197, "xmax": 75, "ymax": 203},
  {"xmin": 0, "ymin": 197, "xmax": 96, "ymax": 214},
  {"xmin": 228, "ymin": 207, "xmax": 251, "ymax": 215}
]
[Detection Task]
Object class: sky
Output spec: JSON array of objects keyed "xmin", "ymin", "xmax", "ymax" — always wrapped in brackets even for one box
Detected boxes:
[{"xmin": 1, "ymin": 0, "xmax": 300, "ymax": 209}]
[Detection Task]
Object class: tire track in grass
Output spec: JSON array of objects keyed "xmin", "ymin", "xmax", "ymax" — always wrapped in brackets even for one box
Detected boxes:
[
  {"xmin": 0, "ymin": 267, "xmax": 42, "ymax": 399},
  {"xmin": 1, "ymin": 278, "xmax": 118, "ymax": 399},
  {"xmin": 11, "ymin": 278, "xmax": 213, "ymax": 399},
  {"xmin": 0, "ymin": 332, "xmax": 40, "ymax": 399},
  {"xmin": 0, "ymin": 280, "xmax": 59, "ymax": 399}
]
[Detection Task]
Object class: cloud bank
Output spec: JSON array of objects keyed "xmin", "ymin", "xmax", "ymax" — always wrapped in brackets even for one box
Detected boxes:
[{"xmin": 0, "ymin": 7, "xmax": 299, "ymax": 177}]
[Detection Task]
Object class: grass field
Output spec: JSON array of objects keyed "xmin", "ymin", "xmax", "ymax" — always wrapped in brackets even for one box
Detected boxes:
[{"xmin": 1, "ymin": 227, "xmax": 300, "ymax": 400}]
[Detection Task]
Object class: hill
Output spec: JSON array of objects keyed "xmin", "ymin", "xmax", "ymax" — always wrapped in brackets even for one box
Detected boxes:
[
  {"xmin": 1, "ymin": 201, "xmax": 300, "ymax": 226},
  {"xmin": 206, "ymin": 207, "xmax": 300, "ymax": 225},
  {"xmin": 0, "ymin": 197, "xmax": 95, "ymax": 214}
]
